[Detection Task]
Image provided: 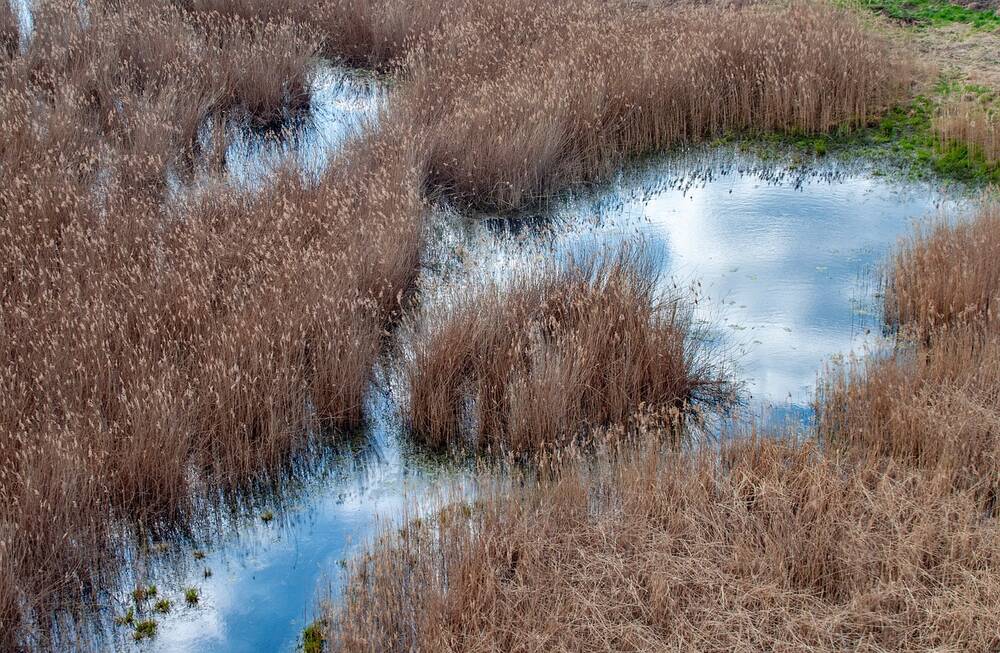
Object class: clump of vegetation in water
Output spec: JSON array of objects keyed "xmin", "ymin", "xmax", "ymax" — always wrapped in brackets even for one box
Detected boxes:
[
  {"xmin": 153, "ymin": 598, "xmax": 171, "ymax": 614},
  {"xmin": 114, "ymin": 607, "xmax": 135, "ymax": 627},
  {"xmin": 132, "ymin": 585, "xmax": 157, "ymax": 603},
  {"xmin": 857, "ymin": 0, "xmax": 1000, "ymax": 28},
  {"xmin": 261, "ymin": 510, "xmax": 274, "ymax": 523},
  {"xmin": 184, "ymin": 588, "xmax": 200, "ymax": 605},
  {"xmin": 302, "ymin": 620, "xmax": 327, "ymax": 653},
  {"xmin": 405, "ymin": 248, "xmax": 729, "ymax": 454},
  {"xmin": 133, "ymin": 619, "xmax": 157, "ymax": 641},
  {"xmin": 192, "ymin": 550, "xmax": 206, "ymax": 560}
]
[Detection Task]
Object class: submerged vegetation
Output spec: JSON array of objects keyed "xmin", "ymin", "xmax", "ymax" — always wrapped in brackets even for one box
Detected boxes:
[{"xmin": 1, "ymin": 0, "xmax": 997, "ymax": 649}]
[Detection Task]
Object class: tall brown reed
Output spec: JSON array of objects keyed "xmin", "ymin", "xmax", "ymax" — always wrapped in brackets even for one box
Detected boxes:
[
  {"xmin": 181, "ymin": 0, "xmax": 912, "ymax": 210},
  {"xmin": 394, "ymin": 0, "xmax": 911, "ymax": 209},
  {"xmin": 325, "ymin": 438, "xmax": 1000, "ymax": 651},
  {"xmin": 885, "ymin": 202, "xmax": 1000, "ymax": 335},
  {"xmin": 405, "ymin": 251, "xmax": 726, "ymax": 453},
  {"xmin": 935, "ymin": 98, "xmax": 1000, "ymax": 168},
  {"xmin": 819, "ymin": 200, "xmax": 1000, "ymax": 507}
]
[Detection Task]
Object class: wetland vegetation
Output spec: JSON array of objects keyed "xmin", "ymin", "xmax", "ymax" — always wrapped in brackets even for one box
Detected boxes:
[{"xmin": 0, "ymin": 0, "xmax": 997, "ymax": 650}]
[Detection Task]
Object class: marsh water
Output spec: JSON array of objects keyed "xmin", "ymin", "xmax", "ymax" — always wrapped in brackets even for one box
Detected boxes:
[{"xmin": 101, "ymin": 67, "xmax": 969, "ymax": 651}]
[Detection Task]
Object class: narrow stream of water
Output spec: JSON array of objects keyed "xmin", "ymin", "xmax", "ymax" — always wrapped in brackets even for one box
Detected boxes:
[{"xmin": 91, "ymin": 68, "xmax": 970, "ymax": 652}]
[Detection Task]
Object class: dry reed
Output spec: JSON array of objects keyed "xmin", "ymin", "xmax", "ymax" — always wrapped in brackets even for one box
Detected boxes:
[
  {"xmin": 0, "ymin": 1, "xmax": 423, "ymax": 646},
  {"xmin": 885, "ymin": 202, "xmax": 1000, "ymax": 334},
  {"xmin": 405, "ymin": 250, "xmax": 727, "ymax": 453},
  {"xmin": 935, "ymin": 98, "xmax": 1000, "ymax": 167},
  {"xmin": 181, "ymin": 0, "xmax": 912, "ymax": 210},
  {"xmin": 0, "ymin": 0, "xmax": 16, "ymax": 57},
  {"xmin": 393, "ymin": 0, "xmax": 911, "ymax": 209},
  {"xmin": 326, "ymin": 439, "xmax": 1000, "ymax": 652}
]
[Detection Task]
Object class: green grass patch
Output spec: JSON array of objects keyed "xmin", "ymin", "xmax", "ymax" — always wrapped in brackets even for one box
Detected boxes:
[
  {"xmin": 858, "ymin": 0, "xmax": 1000, "ymax": 28},
  {"xmin": 726, "ymin": 80, "xmax": 1000, "ymax": 185}
]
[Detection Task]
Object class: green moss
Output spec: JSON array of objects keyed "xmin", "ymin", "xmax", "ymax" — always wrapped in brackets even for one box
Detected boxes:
[
  {"xmin": 301, "ymin": 620, "xmax": 327, "ymax": 653},
  {"xmin": 857, "ymin": 0, "xmax": 1000, "ymax": 28}
]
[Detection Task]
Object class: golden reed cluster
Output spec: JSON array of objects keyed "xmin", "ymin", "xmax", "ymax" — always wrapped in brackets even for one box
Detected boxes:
[{"xmin": 0, "ymin": 0, "xmax": 916, "ymax": 648}]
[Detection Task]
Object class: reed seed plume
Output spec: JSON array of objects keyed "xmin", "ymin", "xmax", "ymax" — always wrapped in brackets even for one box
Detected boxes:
[
  {"xmin": 0, "ymin": 1, "xmax": 422, "ymax": 645},
  {"xmin": 405, "ymin": 249, "xmax": 728, "ymax": 454},
  {"xmin": 393, "ymin": 0, "xmax": 911, "ymax": 210}
]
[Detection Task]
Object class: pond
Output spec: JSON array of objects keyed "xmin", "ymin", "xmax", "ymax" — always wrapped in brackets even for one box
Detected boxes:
[{"xmin": 116, "ymin": 70, "xmax": 968, "ymax": 651}]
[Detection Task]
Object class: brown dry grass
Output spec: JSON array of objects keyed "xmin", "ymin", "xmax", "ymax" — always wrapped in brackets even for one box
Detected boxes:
[
  {"xmin": 0, "ymin": 1, "xmax": 423, "ymax": 646},
  {"xmin": 185, "ymin": 0, "xmax": 912, "ymax": 210},
  {"xmin": 406, "ymin": 250, "xmax": 728, "ymax": 454},
  {"xmin": 884, "ymin": 201, "xmax": 1000, "ymax": 334},
  {"xmin": 326, "ymin": 438, "xmax": 1000, "ymax": 652},
  {"xmin": 396, "ymin": 1, "xmax": 911, "ymax": 210},
  {"xmin": 0, "ymin": 0, "xmax": 16, "ymax": 58}
]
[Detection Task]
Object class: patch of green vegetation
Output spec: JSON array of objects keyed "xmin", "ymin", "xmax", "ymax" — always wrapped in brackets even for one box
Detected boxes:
[
  {"xmin": 301, "ymin": 620, "xmax": 327, "ymax": 653},
  {"xmin": 133, "ymin": 619, "xmax": 157, "ymax": 641},
  {"xmin": 858, "ymin": 0, "xmax": 1000, "ymax": 28},
  {"xmin": 729, "ymin": 80, "xmax": 1000, "ymax": 185},
  {"xmin": 132, "ymin": 584, "xmax": 157, "ymax": 603},
  {"xmin": 153, "ymin": 598, "xmax": 171, "ymax": 614},
  {"xmin": 261, "ymin": 510, "xmax": 274, "ymax": 523},
  {"xmin": 184, "ymin": 587, "xmax": 200, "ymax": 605},
  {"xmin": 114, "ymin": 607, "xmax": 135, "ymax": 627}
]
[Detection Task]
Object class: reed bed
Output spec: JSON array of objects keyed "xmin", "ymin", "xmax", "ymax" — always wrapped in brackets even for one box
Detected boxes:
[
  {"xmin": 820, "ymin": 200, "xmax": 1000, "ymax": 506},
  {"xmin": 395, "ymin": 1, "xmax": 911, "ymax": 210},
  {"xmin": 324, "ymin": 200, "xmax": 1000, "ymax": 651},
  {"xmin": 183, "ymin": 0, "xmax": 912, "ymax": 210},
  {"xmin": 885, "ymin": 202, "xmax": 1000, "ymax": 334},
  {"xmin": 325, "ymin": 438, "xmax": 1000, "ymax": 652},
  {"xmin": 0, "ymin": 1, "xmax": 423, "ymax": 646},
  {"xmin": 405, "ymin": 251, "xmax": 727, "ymax": 454},
  {"xmin": 0, "ymin": 0, "xmax": 924, "ymax": 647}
]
